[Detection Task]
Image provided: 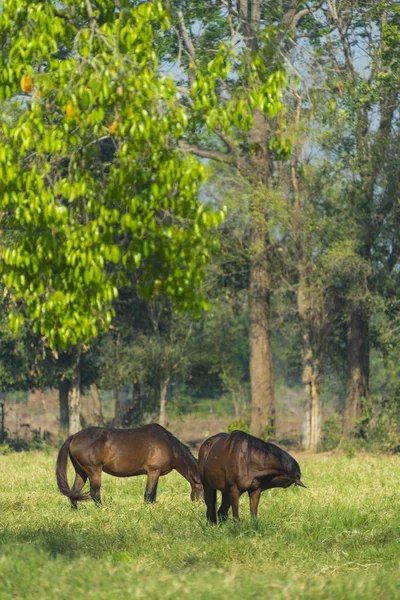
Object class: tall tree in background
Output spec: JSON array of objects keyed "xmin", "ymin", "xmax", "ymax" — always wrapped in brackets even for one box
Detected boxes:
[
  {"xmin": 288, "ymin": 129, "xmax": 351, "ymax": 449},
  {"xmin": 165, "ymin": 0, "xmax": 319, "ymax": 435},
  {"xmin": 289, "ymin": 117, "xmax": 325, "ymax": 451},
  {"xmin": 306, "ymin": 0, "xmax": 400, "ymax": 436}
]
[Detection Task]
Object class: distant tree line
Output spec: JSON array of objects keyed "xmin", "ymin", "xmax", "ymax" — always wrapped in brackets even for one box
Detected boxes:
[{"xmin": 0, "ymin": 1, "xmax": 399, "ymax": 452}]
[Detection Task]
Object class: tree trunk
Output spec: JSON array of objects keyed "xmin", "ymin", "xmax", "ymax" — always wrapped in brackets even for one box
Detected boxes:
[
  {"xmin": 310, "ymin": 373, "xmax": 322, "ymax": 450},
  {"xmin": 297, "ymin": 284, "xmax": 322, "ymax": 451},
  {"xmin": 249, "ymin": 227, "xmax": 275, "ymax": 436},
  {"xmin": 232, "ymin": 385, "xmax": 247, "ymax": 421},
  {"xmin": 59, "ymin": 380, "xmax": 70, "ymax": 436},
  {"xmin": 68, "ymin": 346, "xmax": 82, "ymax": 435},
  {"xmin": 246, "ymin": 109, "xmax": 275, "ymax": 437},
  {"xmin": 119, "ymin": 379, "xmax": 142, "ymax": 426},
  {"xmin": 90, "ymin": 384, "xmax": 103, "ymax": 426},
  {"xmin": 0, "ymin": 400, "xmax": 5, "ymax": 444},
  {"xmin": 302, "ymin": 361, "xmax": 322, "ymax": 452},
  {"xmin": 159, "ymin": 376, "xmax": 170, "ymax": 428},
  {"xmin": 130, "ymin": 378, "xmax": 141, "ymax": 424},
  {"xmin": 344, "ymin": 309, "xmax": 369, "ymax": 436},
  {"xmin": 114, "ymin": 390, "xmax": 122, "ymax": 427}
]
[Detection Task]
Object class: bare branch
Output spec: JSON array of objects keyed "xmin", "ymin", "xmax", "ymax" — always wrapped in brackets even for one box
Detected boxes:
[
  {"xmin": 177, "ymin": 10, "xmax": 196, "ymax": 63},
  {"xmin": 166, "ymin": 1, "xmax": 197, "ymax": 85},
  {"xmin": 215, "ymin": 127, "xmax": 237, "ymax": 155},
  {"xmin": 278, "ymin": 0, "xmax": 302, "ymax": 37},
  {"xmin": 290, "ymin": 2, "xmax": 323, "ymax": 31},
  {"xmin": 84, "ymin": 0, "xmax": 95, "ymax": 27},
  {"xmin": 326, "ymin": 0, "xmax": 355, "ymax": 76},
  {"xmin": 178, "ymin": 140, "xmax": 236, "ymax": 164}
]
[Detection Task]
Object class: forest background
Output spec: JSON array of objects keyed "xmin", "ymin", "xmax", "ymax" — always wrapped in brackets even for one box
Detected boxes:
[{"xmin": 0, "ymin": 0, "xmax": 399, "ymax": 456}]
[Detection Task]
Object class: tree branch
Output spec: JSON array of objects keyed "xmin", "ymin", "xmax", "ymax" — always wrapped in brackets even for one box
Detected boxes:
[
  {"xmin": 84, "ymin": 0, "xmax": 95, "ymax": 26},
  {"xmin": 215, "ymin": 127, "xmax": 237, "ymax": 155},
  {"xmin": 177, "ymin": 10, "xmax": 196, "ymax": 63},
  {"xmin": 278, "ymin": 0, "xmax": 302, "ymax": 40},
  {"xmin": 290, "ymin": 2, "xmax": 323, "ymax": 32},
  {"xmin": 178, "ymin": 140, "xmax": 236, "ymax": 164},
  {"xmin": 166, "ymin": 1, "xmax": 197, "ymax": 85},
  {"xmin": 326, "ymin": 0, "xmax": 355, "ymax": 76}
]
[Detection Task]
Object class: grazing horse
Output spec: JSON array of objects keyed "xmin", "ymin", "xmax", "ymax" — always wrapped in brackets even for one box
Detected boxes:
[
  {"xmin": 198, "ymin": 430, "xmax": 306, "ymax": 523},
  {"xmin": 56, "ymin": 423, "xmax": 203, "ymax": 508}
]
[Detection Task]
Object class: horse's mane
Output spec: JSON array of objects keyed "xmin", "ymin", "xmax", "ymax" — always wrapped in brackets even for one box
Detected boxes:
[
  {"xmin": 229, "ymin": 430, "xmax": 298, "ymax": 475},
  {"xmin": 165, "ymin": 429, "xmax": 201, "ymax": 483},
  {"xmin": 174, "ymin": 437, "xmax": 198, "ymax": 463},
  {"xmin": 163, "ymin": 428, "xmax": 198, "ymax": 464}
]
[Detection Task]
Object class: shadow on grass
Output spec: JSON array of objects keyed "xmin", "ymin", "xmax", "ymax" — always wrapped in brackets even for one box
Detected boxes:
[
  {"xmin": 1, "ymin": 502, "xmax": 399, "ymax": 565},
  {"xmin": 0, "ymin": 514, "xmax": 285, "ymax": 563}
]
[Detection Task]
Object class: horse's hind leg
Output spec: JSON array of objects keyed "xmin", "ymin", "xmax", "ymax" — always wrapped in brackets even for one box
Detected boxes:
[
  {"xmin": 88, "ymin": 468, "xmax": 102, "ymax": 507},
  {"xmin": 203, "ymin": 482, "xmax": 217, "ymax": 524},
  {"xmin": 70, "ymin": 472, "xmax": 87, "ymax": 510},
  {"xmin": 218, "ymin": 489, "xmax": 231, "ymax": 521},
  {"xmin": 144, "ymin": 470, "xmax": 161, "ymax": 503}
]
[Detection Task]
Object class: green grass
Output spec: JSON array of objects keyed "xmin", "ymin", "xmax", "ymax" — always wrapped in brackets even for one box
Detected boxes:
[{"xmin": 0, "ymin": 451, "xmax": 399, "ymax": 599}]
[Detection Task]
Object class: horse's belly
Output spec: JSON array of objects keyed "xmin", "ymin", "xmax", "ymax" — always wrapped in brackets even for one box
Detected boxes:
[
  {"xmin": 103, "ymin": 459, "xmax": 172, "ymax": 478},
  {"xmin": 103, "ymin": 463, "xmax": 147, "ymax": 477}
]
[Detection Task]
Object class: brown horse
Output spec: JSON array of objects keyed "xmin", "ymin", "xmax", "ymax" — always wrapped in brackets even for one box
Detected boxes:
[
  {"xmin": 56, "ymin": 423, "xmax": 203, "ymax": 508},
  {"xmin": 198, "ymin": 430, "xmax": 306, "ymax": 523}
]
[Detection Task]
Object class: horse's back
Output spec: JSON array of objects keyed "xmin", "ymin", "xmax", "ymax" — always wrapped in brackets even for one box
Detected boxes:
[
  {"xmin": 199, "ymin": 430, "xmax": 263, "ymax": 491},
  {"xmin": 69, "ymin": 426, "xmax": 109, "ymax": 453},
  {"xmin": 70, "ymin": 423, "xmax": 172, "ymax": 450},
  {"xmin": 69, "ymin": 424, "xmax": 175, "ymax": 477}
]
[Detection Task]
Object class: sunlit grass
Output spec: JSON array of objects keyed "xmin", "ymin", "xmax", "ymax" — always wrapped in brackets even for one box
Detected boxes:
[{"xmin": 0, "ymin": 451, "xmax": 399, "ymax": 599}]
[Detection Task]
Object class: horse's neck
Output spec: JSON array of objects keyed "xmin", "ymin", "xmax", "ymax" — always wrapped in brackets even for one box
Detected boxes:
[
  {"xmin": 173, "ymin": 445, "xmax": 198, "ymax": 484},
  {"xmin": 248, "ymin": 451, "xmax": 280, "ymax": 478}
]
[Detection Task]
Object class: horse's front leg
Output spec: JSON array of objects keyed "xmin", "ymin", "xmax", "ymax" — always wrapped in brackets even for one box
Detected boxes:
[
  {"xmin": 144, "ymin": 470, "xmax": 161, "ymax": 503},
  {"xmin": 248, "ymin": 487, "xmax": 262, "ymax": 518}
]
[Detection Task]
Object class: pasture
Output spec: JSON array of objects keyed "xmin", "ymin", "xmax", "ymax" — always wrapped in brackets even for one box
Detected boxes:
[{"xmin": 0, "ymin": 451, "xmax": 399, "ymax": 600}]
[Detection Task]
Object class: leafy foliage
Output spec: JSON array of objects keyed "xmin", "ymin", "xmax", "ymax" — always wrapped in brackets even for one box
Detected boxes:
[
  {"xmin": 0, "ymin": 1, "xmax": 222, "ymax": 348},
  {"xmin": 227, "ymin": 419, "xmax": 250, "ymax": 434}
]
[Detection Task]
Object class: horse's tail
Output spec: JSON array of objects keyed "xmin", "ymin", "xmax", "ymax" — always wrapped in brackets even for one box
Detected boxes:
[{"xmin": 56, "ymin": 436, "xmax": 90, "ymax": 501}]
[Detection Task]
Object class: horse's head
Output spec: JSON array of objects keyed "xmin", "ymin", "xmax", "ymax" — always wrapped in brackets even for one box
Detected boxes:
[
  {"xmin": 190, "ymin": 481, "xmax": 204, "ymax": 501},
  {"xmin": 250, "ymin": 438, "xmax": 307, "ymax": 491}
]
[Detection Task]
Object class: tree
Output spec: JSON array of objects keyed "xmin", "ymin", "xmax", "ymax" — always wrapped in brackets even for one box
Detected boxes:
[
  {"xmin": 97, "ymin": 278, "xmax": 196, "ymax": 426},
  {"xmin": 0, "ymin": 1, "xmax": 222, "ymax": 434},
  {"xmin": 305, "ymin": 0, "xmax": 400, "ymax": 436},
  {"xmin": 37, "ymin": 344, "xmax": 102, "ymax": 435},
  {"xmin": 0, "ymin": 304, "xmax": 33, "ymax": 392},
  {"xmin": 189, "ymin": 291, "xmax": 250, "ymax": 421},
  {"xmin": 287, "ymin": 128, "xmax": 344, "ymax": 451},
  {"xmin": 163, "ymin": 0, "xmax": 318, "ymax": 435}
]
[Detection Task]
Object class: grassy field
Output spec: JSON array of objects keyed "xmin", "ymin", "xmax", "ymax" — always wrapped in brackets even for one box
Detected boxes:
[{"xmin": 0, "ymin": 451, "xmax": 399, "ymax": 600}]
